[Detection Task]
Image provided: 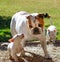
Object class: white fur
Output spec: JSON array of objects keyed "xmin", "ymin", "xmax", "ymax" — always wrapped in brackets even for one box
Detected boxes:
[
  {"xmin": 7, "ymin": 42, "xmax": 13, "ymax": 49},
  {"xmin": 46, "ymin": 25, "xmax": 57, "ymax": 42},
  {"xmin": 31, "ymin": 13, "xmax": 38, "ymax": 16},
  {"xmin": 47, "ymin": 25, "xmax": 56, "ymax": 31}
]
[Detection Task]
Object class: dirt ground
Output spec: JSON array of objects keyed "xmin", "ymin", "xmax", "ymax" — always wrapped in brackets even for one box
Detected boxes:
[{"xmin": 0, "ymin": 40, "xmax": 60, "ymax": 62}]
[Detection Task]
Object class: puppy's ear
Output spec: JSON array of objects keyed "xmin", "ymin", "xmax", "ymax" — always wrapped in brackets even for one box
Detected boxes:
[{"xmin": 44, "ymin": 13, "xmax": 50, "ymax": 18}]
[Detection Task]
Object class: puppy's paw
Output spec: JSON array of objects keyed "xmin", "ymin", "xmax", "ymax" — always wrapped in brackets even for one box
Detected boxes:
[
  {"xmin": 14, "ymin": 58, "xmax": 20, "ymax": 62},
  {"xmin": 9, "ymin": 56, "xmax": 19, "ymax": 62}
]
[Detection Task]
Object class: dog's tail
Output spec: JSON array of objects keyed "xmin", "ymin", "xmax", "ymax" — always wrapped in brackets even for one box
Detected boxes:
[{"xmin": 49, "ymin": 17, "xmax": 53, "ymax": 25}]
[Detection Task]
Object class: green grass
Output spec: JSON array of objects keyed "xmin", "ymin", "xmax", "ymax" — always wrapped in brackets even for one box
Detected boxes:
[{"xmin": 0, "ymin": 0, "xmax": 60, "ymax": 41}]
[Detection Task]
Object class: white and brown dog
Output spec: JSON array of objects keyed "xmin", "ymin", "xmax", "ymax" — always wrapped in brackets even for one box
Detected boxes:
[{"xmin": 8, "ymin": 11, "xmax": 51, "ymax": 62}]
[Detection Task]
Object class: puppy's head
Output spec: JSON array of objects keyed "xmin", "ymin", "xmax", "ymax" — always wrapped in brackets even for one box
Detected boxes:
[
  {"xmin": 27, "ymin": 13, "xmax": 50, "ymax": 35},
  {"xmin": 48, "ymin": 30, "xmax": 56, "ymax": 37}
]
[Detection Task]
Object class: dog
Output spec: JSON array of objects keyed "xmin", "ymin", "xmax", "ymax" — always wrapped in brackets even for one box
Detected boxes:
[
  {"xmin": 46, "ymin": 25, "xmax": 57, "ymax": 43},
  {"xmin": 8, "ymin": 11, "xmax": 51, "ymax": 62},
  {"xmin": 8, "ymin": 34, "xmax": 25, "ymax": 60}
]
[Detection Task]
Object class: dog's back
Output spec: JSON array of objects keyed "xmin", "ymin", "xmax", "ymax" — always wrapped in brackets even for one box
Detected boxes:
[{"xmin": 10, "ymin": 11, "xmax": 30, "ymax": 36}]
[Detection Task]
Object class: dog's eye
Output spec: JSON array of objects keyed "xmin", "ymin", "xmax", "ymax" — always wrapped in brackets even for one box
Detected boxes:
[
  {"xmin": 29, "ymin": 25, "xmax": 33, "ymax": 28},
  {"xmin": 38, "ymin": 24, "xmax": 42, "ymax": 27}
]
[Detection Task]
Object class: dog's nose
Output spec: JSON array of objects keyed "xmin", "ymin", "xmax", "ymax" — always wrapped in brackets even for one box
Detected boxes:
[
  {"xmin": 34, "ymin": 27, "xmax": 39, "ymax": 32},
  {"xmin": 33, "ymin": 27, "xmax": 40, "ymax": 35}
]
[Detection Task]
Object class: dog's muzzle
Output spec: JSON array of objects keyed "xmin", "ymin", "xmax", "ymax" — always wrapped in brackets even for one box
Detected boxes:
[{"xmin": 33, "ymin": 27, "xmax": 40, "ymax": 35}]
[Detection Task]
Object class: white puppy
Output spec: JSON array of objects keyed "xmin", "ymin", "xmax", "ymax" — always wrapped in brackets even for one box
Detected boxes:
[
  {"xmin": 46, "ymin": 25, "xmax": 57, "ymax": 43},
  {"xmin": 8, "ymin": 34, "xmax": 24, "ymax": 60},
  {"xmin": 9, "ymin": 11, "xmax": 51, "ymax": 62}
]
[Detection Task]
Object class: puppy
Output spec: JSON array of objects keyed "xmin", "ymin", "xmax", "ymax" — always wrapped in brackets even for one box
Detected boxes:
[
  {"xmin": 9, "ymin": 11, "xmax": 51, "ymax": 62},
  {"xmin": 8, "ymin": 34, "xmax": 24, "ymax": 60},
  {"xmin": 46, "ymin": 25, "xmax": 57, "ymax": 43}
]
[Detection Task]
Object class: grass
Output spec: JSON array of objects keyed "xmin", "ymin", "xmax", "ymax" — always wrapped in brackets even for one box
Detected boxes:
[{"xmin": 0, "ymin": 0, "xmax": 60, "ymax": 41}]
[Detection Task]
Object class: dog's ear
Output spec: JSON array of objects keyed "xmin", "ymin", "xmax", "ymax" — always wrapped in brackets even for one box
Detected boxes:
[
  {"xmin": 36, "ymin": 13, "xmax": 50, "ymax": 19},
  {"xmin": 26, "ymin": 15, "xmax": 32, "ymax": 27},
  {"xmin": 26, "ymin": 15, "xmax": 32, "ymax": 20},
  {"xmin": 27, "ymin": 16, "xmax": 30, "ymax": 19},
  {"xmin": 44, "ymin": 13, "xmax": 50, "ymax": 18},
  {"xmin": 36, "ymin": 14, "xmax": 44, "ymax": 19}
]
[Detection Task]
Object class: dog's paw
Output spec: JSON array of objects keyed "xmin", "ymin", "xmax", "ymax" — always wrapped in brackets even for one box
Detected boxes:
[{"xmin": 45, "ymin": 54, "xmax": 52, "ymax": 59}]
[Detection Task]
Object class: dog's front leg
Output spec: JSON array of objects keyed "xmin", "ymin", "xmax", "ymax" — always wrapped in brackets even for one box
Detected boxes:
[
  {"xmin": 11, "ymin": 34, "xmax": 25, "ymax": 62},
  {"xmin": 40, "ymin": 35, "xmax": 51, "ymax": 59},
  {"xmin": 46, "ymin": 34, "xmax": 50, "ymax": 43}
]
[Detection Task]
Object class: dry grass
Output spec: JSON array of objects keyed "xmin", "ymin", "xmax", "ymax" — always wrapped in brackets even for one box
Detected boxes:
[{"xmin": 0, "ymin": 41, "xmax": 60, "ymax": 62}]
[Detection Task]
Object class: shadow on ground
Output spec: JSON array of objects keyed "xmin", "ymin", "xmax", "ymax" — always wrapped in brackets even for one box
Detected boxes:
[
  {"xmin": 53, "ymin": 40, "xmax": 60, "ymax": 47},
  {"xmin": 10, "ymin": 52, "xmax": 54, "ymax": 62},
  {"xmin": 0, "ymin": 40, "xmax": 60, "ymax": 51},
  {"xmin": 0, "ymin": 52, "xmax": 54, "ymax": 62}
]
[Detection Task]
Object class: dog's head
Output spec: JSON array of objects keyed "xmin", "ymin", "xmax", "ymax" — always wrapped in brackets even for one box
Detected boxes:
[{"xmin": 27, "ymin": 13, "xmax": 50, "ymax": 35}]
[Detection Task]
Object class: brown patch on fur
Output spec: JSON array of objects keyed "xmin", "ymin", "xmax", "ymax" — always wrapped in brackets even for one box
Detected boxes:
[
  {"xmin": 36, "ymin": 14, "xmax": 44, "ymax": 31},
  {"xmin": 27, "ymin": 16, "xmax": 32, "ymax": 28},
  {"xmin": 19, "ymin": 34, "xmax": 24, "ymax": 39}
]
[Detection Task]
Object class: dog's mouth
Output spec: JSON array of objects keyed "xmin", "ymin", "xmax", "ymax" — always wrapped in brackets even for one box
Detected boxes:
[{"xmin": 32, "ymin": 27, "xmax": 41, "ymax": 35}]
